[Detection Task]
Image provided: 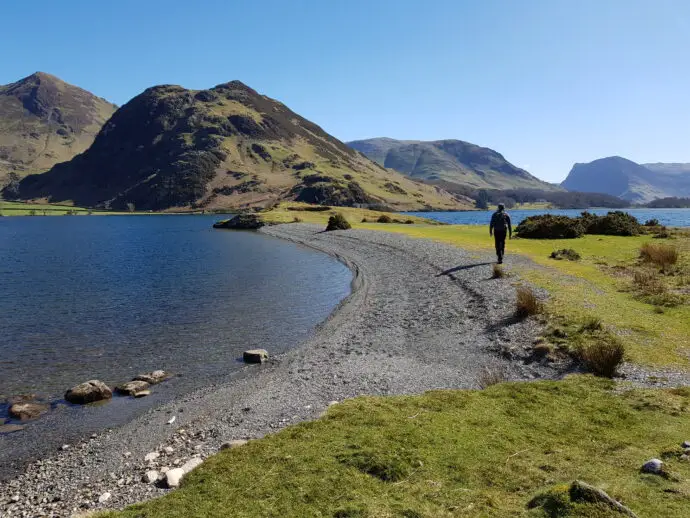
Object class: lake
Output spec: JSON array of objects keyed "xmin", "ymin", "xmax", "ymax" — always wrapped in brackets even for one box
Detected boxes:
[
  {"xmin": 0, "ymin": 215, "xmax": 351, "ymax": 468},
  {"xmin": 405, "ymin": 208, "xmax": 690, "ymax": 227}
]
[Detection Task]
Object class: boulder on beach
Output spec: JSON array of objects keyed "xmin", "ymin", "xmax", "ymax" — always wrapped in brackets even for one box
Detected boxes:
[
  {"xmin": 0, "ymin": 423, "xmax": 25, "ymax": 433},
  {"xmin": 9, "ymin": 401, "xmax": 49, "ymax": 421},
  {"xmin": 213, "ymin": 214, "xmax": 264, "ymax": 230},
  {"xmin": 115, "ymin": 380, "xmax": 150, "ymax": 396},
  {"xmin": 164, "ymin": 467, "xmax": 185, "ymax": 488},
  {"xmin": 133, "ymin": 370, "xmax": 169, "ymax": 385},
  {"xmin": 64, "ymin": 380, "xmax": 112, "ymax": 405},
  {"xmin": 243, "ymin": 349, "xmax": 269, "ymax": 364}
]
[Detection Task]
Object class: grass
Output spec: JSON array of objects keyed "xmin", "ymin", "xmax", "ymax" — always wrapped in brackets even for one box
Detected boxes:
[
  {"xmin": 515, "ymin": 285, "xmax": 543, "ymax": 318},
  {"xmin": 640, "ymin": 242, "xmax": 679, "ymax": 271},
  {"xmin": 355, "ymin": 223, "xmax": 690, "ymax": 367},
  {"xmin": 258, "ymin": 202, "xmax": 440, "ymax": 226},
  {"xmin": 101, "ymin": 376, "xmax": 690, "ymax": 518},
  {"xmin": 492, "ymin": 264, "xmax": 506, "ymax": 279}
]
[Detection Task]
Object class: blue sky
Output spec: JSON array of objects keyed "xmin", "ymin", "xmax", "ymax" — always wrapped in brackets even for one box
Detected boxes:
[{"xmin": 3, "ymin": 0, "xmax": 689, "ymax": 183}]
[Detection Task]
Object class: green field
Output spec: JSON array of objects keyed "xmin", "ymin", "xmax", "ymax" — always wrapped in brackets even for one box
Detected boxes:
[
  {"xmin": 103, "ymin": 376, "xmax": 690, "ymax": 518},
  {"xmin": 0, "ymin": 201, "xmax": 96, "ymax": 215}
]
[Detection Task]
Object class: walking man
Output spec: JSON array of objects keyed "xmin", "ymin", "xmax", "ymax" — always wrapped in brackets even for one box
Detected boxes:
[{"xmin": 489, "ymin": 203, "xmax": 512, "ymax": 264}]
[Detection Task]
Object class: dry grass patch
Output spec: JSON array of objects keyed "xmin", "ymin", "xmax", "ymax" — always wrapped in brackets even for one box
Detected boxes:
[
  {"xmin": 492, "ymin": 264, "xmax": 506, "ymax": 279},
  {"xmin": 575, "ymin": 333, "xmax": 626, "ymax": 378},
  {"xmin": 515, "ymin": 286, "xmax": 542, "ymax": 318},
  {"xmin": 640, "ymin": 242, "xmax": 679, "ymax": 271}
]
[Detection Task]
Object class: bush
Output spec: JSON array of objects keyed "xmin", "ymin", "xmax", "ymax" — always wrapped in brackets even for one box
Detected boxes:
[
  {"xmin": 377, "ymin": 214, "xmax": 393, "ymax": 223},
  {"xmin": 582, "ymin": 211, "xmax": 642, "ymax": 236},
  {"xmin": 361, "ymin": 218, "xmax": 368, "ymax": 223},
  {"xmin": 645, "ymin": 218, "xmax": 660, "ymax": 227},
  {"xmin": 325, "ymin": 213, "xmax": 351, "ymax": 231},
  {"xmin": 576, "ymin": 334, "xmax": 625, "ymax": 377},
  {"xmin": 515, "ymin": 286, "xmax": 542, "ymax": 318},
  {"xmin": 515, "ymin": 215, "xmax": 584, "ymax": 239},
  {"xmin": 404, "ymin": 219, "xmax": 414, "ymax": 224},
  {"xmin": 549, "ymin": 248, "xmax": 581, "ymax": 261},
  {"xmin": 640, "ymin": 242, "xmax": 678, "ymax": 270},
  {"xmin": 580, "ymin": 317, "xmax": 602, "ymax": 332}
]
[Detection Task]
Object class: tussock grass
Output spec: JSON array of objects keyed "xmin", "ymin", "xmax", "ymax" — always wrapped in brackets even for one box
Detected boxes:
[
  {"xmin": 492, "ymin": 264, "xmax": 506, "ymax": 279},
  {"xmin": 326, "ymin": 213, "xmax": 351, "ymax": 231},
  {"xmin": 575, "ymin": 333, "xmax": 626, "ymax": 378},
  {"xmin": 476, "ymin": 364, "xmax": 507, "ymax": 388},
  {"xmin": 376, "ymin": 214, "xmax": 393, "ymax": 223},
  {"xmin": 515, "ymin": 286, "xmax": 542, "ymax": 318},
  {"xmin": 102, "ymin": 377, "xmax": 690, "ymax": 518},
  {"xmin": 640, "ymin": 242, "xmax": 679, "ymax": 271}
]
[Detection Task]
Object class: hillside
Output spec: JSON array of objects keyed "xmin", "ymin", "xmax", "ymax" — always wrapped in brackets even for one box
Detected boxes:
[
  {"xmin": 562, "ymin": 157, "xmax": 690, "ymax": 203},
  {"xmin": 347, "ymin": 137, "xmax": 558, "ymax": 191},
  {"xmin": 7, "ymin": 82, "xmax": 468, "ymax": 211},
  {"xmin": 0, "ymin": 72, "xmax": 116, "ymax": 187}
]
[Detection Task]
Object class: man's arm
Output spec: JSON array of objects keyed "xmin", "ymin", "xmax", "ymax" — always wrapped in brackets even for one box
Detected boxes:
[
  {"xmin": 489, "ymin": 213, "xmax": 494, "ymax": 236},
  {"xmin": 507, "ymin": 214, "xmax": 512, "ymax": 238}
]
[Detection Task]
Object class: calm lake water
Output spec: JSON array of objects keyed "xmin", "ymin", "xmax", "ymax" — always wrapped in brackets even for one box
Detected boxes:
[
  {"xmin": 0, "ymin": 215, "xmax": 351, "ymax": 408},
  {"xmin": 405, "ymin": 208, "xmax": 690, "ymax": 227}
]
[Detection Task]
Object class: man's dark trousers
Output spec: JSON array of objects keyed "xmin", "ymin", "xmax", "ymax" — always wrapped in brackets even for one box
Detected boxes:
[{"xmin": 494, "ymin": 231, "xmax": 507, "ymax": 263}]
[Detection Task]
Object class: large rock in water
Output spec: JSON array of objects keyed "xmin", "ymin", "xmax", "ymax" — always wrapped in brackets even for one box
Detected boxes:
[
  {"xmin": 213, "ymin": 214, "xmax": 264, "ymax": 230},
  {"xmin": 115, "ymin": 380, "xmax": 150, "ymax": 396},
  {"xmin": 9, "ymin": 402, "xmax": 49, "ymax": 420},
  {"xmin": 133, "ymin": 370, "xmax": 169, "ymax": 384},
  {"xmin": 243, "ymin": 349, "xmax": 269, "ymax": 364},
  {"xmin": 64, "ymin": 380, "xmax": 112, "ymax": 404}
]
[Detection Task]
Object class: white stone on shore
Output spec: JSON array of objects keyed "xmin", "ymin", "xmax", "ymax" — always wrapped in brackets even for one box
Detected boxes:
[
  {"xmin": 683, "ymin": 440, "xmax": 690, "ymax": 448},
  {"xmin": 164, "ymin": 468, "xmax": 185, "ymax": 488},
  {"xmin": 181, "ymin": 457, "xmax": 203, "ymax": 474},
  {"xmin": 60, "ymin": 444, "xmax": 69, "ymax": 451},
  {"xmin": 134, "ymin": 390, "xmax": 151, "ymax": 398},
  {"xmin": 220, "ymin": 439, "xmax": 248, "ymax": 450},
  {"xmin": 133, "ymin": 370, "xmax": 169, "ymax": 385},
  {"xmin": 123, "ymin": 451, "xmax": 132, "ymax": 458},
  {"xmin": 328, "ymin": 400, "xmax": 339, "ymax": 406},
  {"xmin": 641, "ymin": 458, "xmax": 663, "ymax": 474},
  {"xmin": 10, "ymin": 495, "xmax": 19, "ymax": 503},
  {"xmin": 143, "ymin": 470, "xmax": 159, "ymax": 484},
  {"xmin": 160, "ymin": 466, "xmax": 170, "ymax": 473},
  {"xmin": 167, "ymin": 416, "xmax": 176, "ymax": 425},
  {"xmin": 144, "ymin": 452, "xmax": 160, "ymax": 462},
  {"xmin": 98, "ymin": 492, "xmax": 111, "ymax": 503},
  {"xmin": 163, "ymin": 446, "xmax": 174, "ymax": 454}
]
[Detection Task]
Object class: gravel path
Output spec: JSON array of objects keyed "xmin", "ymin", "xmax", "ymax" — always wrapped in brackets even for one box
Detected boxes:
[{"xmin": 0, "ymin": 225, "xmax": 561, "ymax": 517}]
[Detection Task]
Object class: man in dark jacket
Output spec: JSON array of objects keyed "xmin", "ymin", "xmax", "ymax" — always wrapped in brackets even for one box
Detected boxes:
[{"xmin": 489, "ymin": 203, "xmax": 512, "ymax": 264}]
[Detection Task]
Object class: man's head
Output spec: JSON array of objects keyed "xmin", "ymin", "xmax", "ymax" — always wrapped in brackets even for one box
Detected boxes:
[{"xmin": 497, "ymin": 203, "xmax": 505, "ymax": 212}]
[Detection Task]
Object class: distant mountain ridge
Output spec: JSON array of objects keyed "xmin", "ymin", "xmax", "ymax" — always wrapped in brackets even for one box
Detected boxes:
[
  {"xmin": 561, "ymin": 156, "xmax": 690, "ymax": 203},
  {"xmin": 8, "ymin": 81, "xmax": 468, "ymax": 211},
  {"xmin": 0, "ymin": 72, "xmax": 117, "ymax": 185},
  {"xmin": 347, "ymin": 137, "xmax": 559, "ymax": 192}
]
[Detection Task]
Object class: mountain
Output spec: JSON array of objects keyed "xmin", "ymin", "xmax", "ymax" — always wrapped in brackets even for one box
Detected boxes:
[
  {"xmin": 347, "ymin": 137, "xmax": 558, "ymax": 191},
  {"xmin": 0, "ymin": 72, "xmax": 117, "ymax": 186},
  {"xmin": 8, "ymin": 82, "xmax": 467, "ymax": 211},
  {"xmin": 561, "ymin": 157, "xmax": 690, "ymax": 203}
]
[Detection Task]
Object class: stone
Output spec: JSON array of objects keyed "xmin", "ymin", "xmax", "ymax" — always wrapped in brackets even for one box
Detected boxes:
[
  {"xmin": 133, "ymin": 370, "xmax": 169, "ymax": 385},
  {"xmin": 569, "ymin": 481, "xmax": 638, "ymax": 517},
  {"xmin": 97, "ymin": 492, "xmax": 111, "ymax": 504},
  {"xmin": 167, "ymin": 416, "xmax": 176, "ymax": 425},
  {"xmin": 328, "ymin": 401, "xmax": 339, "ymax": 406},
  {"xmin": 181, "ymin": 457, "xmax": 203, "ymax": 474},
  {"xmin": 60, "ymin": 444, "xmax": 70, "ymax": 451},
  {"xmin": 163, "ymin": 446, "xmax": 174, "ymax": 455},
  {"xmin": 114, "ymin": 380, "xmax": 150, "ymax": 396},
  {"xmin": 123, "ymin": 451, "xmax": 132, "ymax": 458},
  {"xmin": 682, "ymin": 440, "xmax": 690, "ymax": 448},
  {"xmin": 641, "ymin": 458, "xmax": 663, "ymax": 474},
  {"xmin": 220, "ymin": 439, "xmax": 248, "ymax": 450},
  {"xmin": 164, "ymin": 468, "xmax": 185, "ymax": 488},
  {"xmin": 243, "ymin": 349, "xmax": 269, "ymax": 364},
  {"xmin": 160, "ymin": 466, "xmax": 170, "ymax": 473},
  {"xmin": 142, "ymin": 470, "xmax": 159, "ymax": 484},
  {"xmin": 64, "ymin": 380, "xmax": 112, "ymax": 405},
  {"xmin": 0, "ymin": 424, "xmax": 25, "ymax": 434},
  {"xmin": 213, "ymin": 214, "xmax": 264, "ymax": 230},
  {"xmin": 144, "ymin": 452, "xmax": 160, "ymax": 462},
  {"xmin": 9, "ymin": 402, "xmax": 49, "ymax": 420},
  {"xmin": 134, "ymin": 390, "xmax": 150, "ymax": 398},
  {"xmin": 10, "ymin": 495, "xmax": 19, "ymax": 503}
]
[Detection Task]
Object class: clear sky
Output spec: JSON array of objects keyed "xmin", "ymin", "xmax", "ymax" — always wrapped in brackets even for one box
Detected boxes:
[{"xmin": 3, "ymin": 0, "xmax": 689, "ymax": 183}]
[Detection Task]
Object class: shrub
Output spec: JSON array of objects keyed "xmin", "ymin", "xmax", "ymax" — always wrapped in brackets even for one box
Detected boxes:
[
  {"xmin": 632, "ymin": 270, "xmax": 665, "ymax": 294},
  {"xmin": 515, "ymin": 215, "xmax": 584, "ymax": 239},
  {"xmin": 404, "ymin": 219, "xmax": 414, "ymax": 224},
  {"xmin": 361, "ymin": 218, "xmax": 368, "ymax": 223},
  {"xmin": 492, "ymin": 264, "xmax": 505, "ymax": 279},
  {"xmin": 582, "ymin": 211, "xmax": 642, "ymax": 236},
  {"xmin": 377, "ymin": 214, "xmax": 393, "ymax": 223},
  {"xmin": 549, "ymin": 248, "xmax": 581, "ymax": 261},
  {"xmin": 515, "ymin": 286, "xmax": 542, "ymax": 318},
  {"xmin": 644, "ymin": 218, "xmax": 660, "ymax": 227},
  {"xmin": 325, "ymin": 213, "xmax": 351, "ymax": 231},
  {"xmin": 576, "ymin": 334, "xmax": 625, "ymax": 377},
  {"xmin": 292, "ymin": 216, "xmax": 303, "ymax": 223},
  {"xmin": 640, "ymin": 242, "xmax": 678, "ymax": 270}
]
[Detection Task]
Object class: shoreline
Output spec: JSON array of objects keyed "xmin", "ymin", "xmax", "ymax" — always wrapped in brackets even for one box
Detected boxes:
[{"xmin": 0, "ymin": 224, "xmax": 559, "ymax": 517}]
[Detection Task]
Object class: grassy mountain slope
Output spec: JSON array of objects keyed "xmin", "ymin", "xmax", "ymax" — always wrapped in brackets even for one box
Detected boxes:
[
  {"xmin": 0, "ymin": 72, "xmax": 116, "ymax": 185},
  {"xmin": 348, "ymin": 137, "xmax": 559, "ymax": 191},
  {"xmin": 9, "ymin": 82, "xmax": 468, "ymax": 211},
  {"xmin": 562, "ymin": 157, "xmax": 690, "ymax": 203}
]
